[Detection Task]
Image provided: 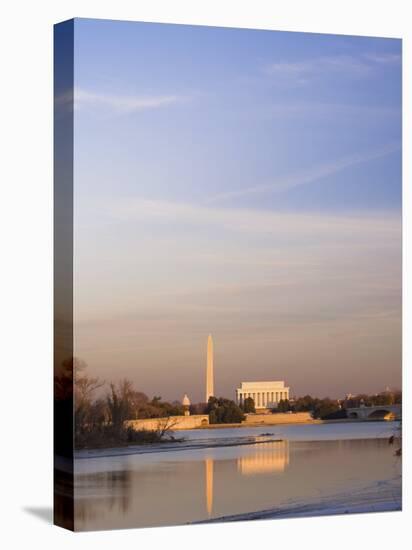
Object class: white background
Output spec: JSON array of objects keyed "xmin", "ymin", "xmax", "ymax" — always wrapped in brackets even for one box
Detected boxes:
[{"xmin": 0, "ymin": 0, "xmax": 410, "ymax": 548}]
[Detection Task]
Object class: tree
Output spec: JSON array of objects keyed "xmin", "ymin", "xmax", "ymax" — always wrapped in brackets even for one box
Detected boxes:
[
  {"xmin": 288, "ymin": 394, "xmax": 340, "ymax": 419},
  {"xmin": 393, "ymin": 390, "xmax": 402, "ymax": 404},
  {"xmin": 74, "ymin": 358, "xmax": 103, "ymax": 400},
  {"xmin": 106, "ymin": 379, "xmax": 134, "ymax": 429},
  {"xmin": 293, "ymin": 394, "xmax": 318, "ymax": 412},
  {"xmin": 373, "ymin": 393, "xmax": 393, "ymax": 406},
  {"xmin": 207, "ymin": 397, "xmax": 245, "ymax": 424},
  {"xmin": 189, "ymin": 402, "xmax": 208, "ymax": 415},
  {"xmin": 70, "ymin": 370, "xmax": 190, "ymax": 449},
  {"xmin": 155, "ymin": 417, "xmax": 180, "ymax": 439},
  {"xmin": 128, "ymin": 390, "xmax": 149, "ymax": 419},
  {"xmin": 313, "ymin": 398, "xmax": 340, "ymax": 419},
  {"xmin": 277, "ymin": 399, "xmax": 290, "ymax": 412},
  {"xmin": 73, "ymin": 358, "xmax": 104, "ymax": 442},
  {"xmin": 242, "ymin": 397, "xmax": 255, "ymax": 413},
  {"xmin": 342, "ymin": 391, "xmax": 402, "ymax": 409},
  {"xmin": 151, "ymin": 396, "xmax": 162, "ymax": 405},
  {"xmin": 88, "ymin": 398, "xmax": 108, "ymax": 428}
]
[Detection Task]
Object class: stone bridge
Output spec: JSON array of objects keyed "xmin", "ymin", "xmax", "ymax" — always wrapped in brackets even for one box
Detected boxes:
[{"xmin": 346, "ymin": 404, "xmax": 401, "ymax": 420}]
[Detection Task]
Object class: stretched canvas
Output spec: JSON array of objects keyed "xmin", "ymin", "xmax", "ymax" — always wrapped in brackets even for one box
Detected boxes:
[{"xmin": 54, "ymin": 18, "xmax": 402, "ymax": 531}]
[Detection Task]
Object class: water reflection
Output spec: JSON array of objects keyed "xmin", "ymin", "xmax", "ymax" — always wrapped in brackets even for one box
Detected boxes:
[
  {"xmin": 205, "ymin": 458, "xmax": 214, "ymax": 517},
  {"xmin": 74, "ymin": 434, "xmax": 401, "ymax": 530},
  {"xmin": 237, "ymin": 441, "xmax": 289, "ymax": 475},
  {"xmin": 204, "ymin": 441, "xmax": 289, "ymax": 517},
  {"xmin": 75, "ymin": 469, "xmax": 132, "ymax": 526}
]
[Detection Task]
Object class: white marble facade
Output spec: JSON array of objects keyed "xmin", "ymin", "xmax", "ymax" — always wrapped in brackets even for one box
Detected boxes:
[{"xmin": 236, "ymin": 381, "xmax": 290, "ymax": 409}]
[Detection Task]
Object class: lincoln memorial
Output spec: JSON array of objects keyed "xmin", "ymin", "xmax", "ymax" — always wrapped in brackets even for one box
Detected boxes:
[{"xmin": 236, "ymin": 381, "xmax": 290, "ymax": 409}]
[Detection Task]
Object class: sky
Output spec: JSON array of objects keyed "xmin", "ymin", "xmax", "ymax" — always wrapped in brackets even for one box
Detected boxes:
[{"xmin": 71, "ymin": 19, "xmax": 402, "ymax": 401}]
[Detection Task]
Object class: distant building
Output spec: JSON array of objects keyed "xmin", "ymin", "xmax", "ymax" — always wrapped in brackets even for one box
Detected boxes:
[
  {"xmin": 182, "ymin": 394, "xmax": 191, "ymax": 416},
  {"xmin": 236, "ymin": 381, "xmax": 290, "ymax": 410}
]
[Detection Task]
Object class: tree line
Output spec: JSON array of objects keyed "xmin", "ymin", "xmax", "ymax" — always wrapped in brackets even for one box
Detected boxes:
[
  {"xmin": 242, "ymin": 391, "xmax": 402, "ymax": 420},
  {"xmin": 55, "ymin": 357, "xmax": 403, "ymax": 449},
  {"xmin": 343, "ymin": 391, "xmax": 402, "ymax": 407},
  {"xmin": 55, "ymin": 358, "xmax": 185, "ymax": 449}
]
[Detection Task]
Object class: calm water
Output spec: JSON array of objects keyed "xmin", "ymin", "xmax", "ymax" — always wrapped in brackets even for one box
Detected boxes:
[{"xmin": 74, "ymin": 422, "xmax": 401, "ymax": 530}]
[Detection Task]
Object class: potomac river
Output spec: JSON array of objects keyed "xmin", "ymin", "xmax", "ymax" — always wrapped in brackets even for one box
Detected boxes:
[{"xmin": 74, "ymin": 421, "xmax": 401, "ymax": 531}]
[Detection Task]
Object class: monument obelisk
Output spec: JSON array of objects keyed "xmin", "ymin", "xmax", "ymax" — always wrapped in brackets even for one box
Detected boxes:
[{"xmin": 206, "ymin": 334, "xmax": 214, "ymax": 403}]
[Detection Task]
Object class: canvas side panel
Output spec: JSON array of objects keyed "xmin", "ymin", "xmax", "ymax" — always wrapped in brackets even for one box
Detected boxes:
[{"xmin": 53, "ymin": 19, "xmax": 74, "ymax": 531}]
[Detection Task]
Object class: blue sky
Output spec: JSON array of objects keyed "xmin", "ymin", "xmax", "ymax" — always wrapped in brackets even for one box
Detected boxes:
[{"xmin": 71, "ymin": 19, "xmax": 402, "ymax": 400}]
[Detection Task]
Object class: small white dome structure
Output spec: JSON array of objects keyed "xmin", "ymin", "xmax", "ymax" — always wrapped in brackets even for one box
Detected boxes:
[
  {"xmin": 182, "ymin": 394, "xmax": 191, "ymax": 415},
  {"xmin": 182, "ymin": 394, "xmax": 191, "ymax": 406}
]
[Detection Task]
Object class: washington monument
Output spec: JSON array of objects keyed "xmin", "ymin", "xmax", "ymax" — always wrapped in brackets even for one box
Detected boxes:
[{"xmin": 206, "ymin": 334, "xmax": 214, "ymax": 402}]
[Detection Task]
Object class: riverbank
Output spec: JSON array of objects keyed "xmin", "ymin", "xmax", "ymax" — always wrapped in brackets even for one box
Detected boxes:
[
  {"xmin": 203, "ymin": 476, "xmax": 401, "ymax": 523},
  {"xmin": 75, "ymin": 434, "xmax": 281, "ymax": 459},
  {"xmin": 75, "ymin": 420, "xmax": 400, "ymax": 458},
  {"xmin": 73, "ymin": 418, "xmax": 346, "ymax": 454},
  {"xmin": 200, "ymin": 417, "xmax": 392, "ymax": 429}
]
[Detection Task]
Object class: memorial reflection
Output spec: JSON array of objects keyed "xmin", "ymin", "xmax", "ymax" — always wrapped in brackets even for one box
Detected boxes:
[
  {"xmin": 203, "ymin": 440, "xmax": 290, "ymax": 517},
  {"xmin": 238, "ymin": 441, "xmax": 290, "ymax": 475}
]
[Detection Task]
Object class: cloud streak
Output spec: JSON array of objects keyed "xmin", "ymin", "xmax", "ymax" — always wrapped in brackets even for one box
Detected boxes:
[
  {"xmin": 264, "ymin": 52, "xmax": 401, "ymax": 82},
  {"xmin": 206, "ymin": 142, "xmax": 401, "ymax": 203},
  {"xmin": 74, "ymin": 88, "xmax": 183, "ymax": 114},
  {"xmin": 108, "ymin": 195, "xmax": 401, "ymax": 244}
]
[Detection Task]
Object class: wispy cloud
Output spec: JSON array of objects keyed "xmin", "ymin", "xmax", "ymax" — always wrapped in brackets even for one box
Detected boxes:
[
  {"xmin": 206, "ymin": 142, "xmax": 401, "ymax": 203},
  {"xmin": 265, "ymin": 55, "xmax": 368, "ymax": 79},
  {"xmin": 108, "ymin": 195, "xmax": 401, "ymax": 243},
  {"xmin": 74, "ymin": 88, "xmax": 183, "ymax": 114},
  {"xmin": 264, "ymin": 52, "xmax": 401, "ymax": 83},
  {"xmin": 363, "ymin": 52, "xmax": 402, "ymax": 65}
]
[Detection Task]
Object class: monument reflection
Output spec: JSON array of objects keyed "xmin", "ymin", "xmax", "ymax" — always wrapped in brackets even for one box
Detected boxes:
[
  {"xmin": 204, "ymin": 440, "xmax": 290, "ymax": 516},
  {"xmin": 238, "ymin": 440, "xmax": 290, "ymax": 475},
  {"xmin": 205, "ymin": 458, "xmax": 214, "ymax": 517}
]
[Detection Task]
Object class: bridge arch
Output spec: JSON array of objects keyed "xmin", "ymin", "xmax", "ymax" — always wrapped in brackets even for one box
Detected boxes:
[{"xmin": 367, "ymin": 409, "xmax": 395, "ymax": 420}]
